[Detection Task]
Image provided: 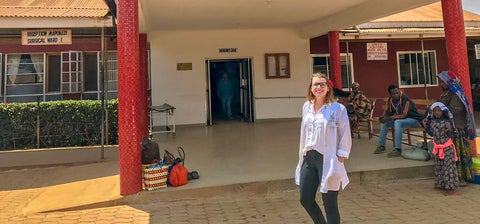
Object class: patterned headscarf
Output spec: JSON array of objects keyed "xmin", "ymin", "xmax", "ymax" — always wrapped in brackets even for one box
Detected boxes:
[
  {"xmin": 427, "ymin": 102, "xmax": 455, "ymax": 129},
  {"xmin": 437, "ymin": 70, "xmax": 477, "ymax": 140}
]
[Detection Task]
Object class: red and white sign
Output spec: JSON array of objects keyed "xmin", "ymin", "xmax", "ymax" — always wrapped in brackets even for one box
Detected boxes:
[{"xmin": 367, "ymin": 42, "xmax": 388, "ymax": 60}]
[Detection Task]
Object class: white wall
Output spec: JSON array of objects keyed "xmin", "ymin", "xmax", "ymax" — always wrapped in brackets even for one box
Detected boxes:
[{"xmin": 149, "ymin": 28, "xmax": 311, "ymax": 125}]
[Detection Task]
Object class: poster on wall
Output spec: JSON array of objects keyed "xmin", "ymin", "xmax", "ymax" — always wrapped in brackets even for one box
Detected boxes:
[
  {"xmin": 21, "ymin": 29, "xmax": 72, "ymax": 45},
  {"xmin": 475, "ymin": 44, "xmax": 480, "ymax": 59},
  {"xmin": 367, "ymin": 42, "xmax": 388, "ymax": 60}
]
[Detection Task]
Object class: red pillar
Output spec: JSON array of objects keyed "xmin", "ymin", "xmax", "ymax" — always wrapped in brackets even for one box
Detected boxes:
[
  {"xmin": 441, "ymin": 0, "xmax": 472, "ymax": 103},
  {"xmin": 139, "ymin": 34, "xmax": 149, "ymax": 138},
  {"xmin": 328, "ymin": 31, "xmax": 342, "ymax": 89},
  {"xmin": 117, "ymin": 0, "xmax": 142, "ymax": 195},
  {"xmin": 441, "ymin": 0, "xmax": 477, "ymax": 156}
]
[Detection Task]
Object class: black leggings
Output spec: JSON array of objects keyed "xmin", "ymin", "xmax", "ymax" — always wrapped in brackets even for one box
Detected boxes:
[{"xmin": 299, "ymin": 150, "xmax": 340, "ymax": 224}]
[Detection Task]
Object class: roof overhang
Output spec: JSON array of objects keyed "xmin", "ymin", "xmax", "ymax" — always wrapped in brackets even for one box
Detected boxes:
[
  {"xmin": 138, "ymin": 0, "xmax": 440, "ymax": 39},
  {"xmin": 339, "ymin": 2, "xmax": 480, "ymax": 40}
]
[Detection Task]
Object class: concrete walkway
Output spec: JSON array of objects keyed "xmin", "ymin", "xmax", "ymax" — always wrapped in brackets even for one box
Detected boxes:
[
  {"xmin": 2, "ymin": 177, "xmax": 480, "ymax": 223},
  {"xmin": 0, "ymin": 119, "xmax": 477, "ymax": 223}
]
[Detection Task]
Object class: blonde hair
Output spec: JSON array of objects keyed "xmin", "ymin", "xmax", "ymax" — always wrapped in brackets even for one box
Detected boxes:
[{"xmin": 307, "ymin": 73, "xmax": 335, "ymax": 103}]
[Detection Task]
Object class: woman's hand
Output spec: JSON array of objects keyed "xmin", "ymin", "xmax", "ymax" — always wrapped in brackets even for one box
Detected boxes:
[{"xmin": 337, "ymin": 156, "xmax": 346, "ymax": 163}]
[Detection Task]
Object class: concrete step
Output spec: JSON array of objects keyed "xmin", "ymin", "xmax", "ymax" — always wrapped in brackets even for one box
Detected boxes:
[
  {"xmin": 19, "ymin": 162, "xmax": 434, "ymax": 215},
  {"xmin": 118, "ymin": 164, "xmax": 434, "ymax": 205}
]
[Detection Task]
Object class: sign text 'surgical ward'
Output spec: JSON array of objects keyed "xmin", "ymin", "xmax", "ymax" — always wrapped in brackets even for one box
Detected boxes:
[{"xmin": 21, "ymin": 29, "xmax": 72, "ymax": 45}]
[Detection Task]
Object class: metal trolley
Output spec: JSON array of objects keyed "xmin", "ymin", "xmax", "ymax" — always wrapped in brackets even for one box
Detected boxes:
[{"xmin": 149, "ymin": 104, "xmax": 176, "ymax": 137}]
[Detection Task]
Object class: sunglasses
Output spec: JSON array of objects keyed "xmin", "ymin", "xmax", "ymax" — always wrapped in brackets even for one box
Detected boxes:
[{"xmin": 312, "ymin": 82, "xmax": 328, "ymax": 88}]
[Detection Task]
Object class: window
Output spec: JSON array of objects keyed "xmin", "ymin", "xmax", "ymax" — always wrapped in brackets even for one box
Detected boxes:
[
  {"xmin": 102, "ymin": 51, "xmax": 118, "ymax": 92},
  {"xmin": 311, "ymin": 53, "xmax": 354, "ymax": 89},
  {"xmin": 61, "ymin": 51, "xmax": 117, "ymax": 96},
  {"xmin": 265, "ymin": 53, "xmax": 290, "ymax": 78},
  {"xmin": 5, "ymin": 54, "xmax": 44, "ymax": 84},
  {"xmin": 397, "ymin": 51, "xmax": 437, "ymax": 87},
  {"xmin": 1, "ymin": 51, "xmax": 119, "ymax": 102},
  {"xmin": 61, "ymin": 51, "xmax": 83, "ymax": 93},
  {"xmin": 4, "ymin": 53, "xmax": 45, "ymax": 102}
]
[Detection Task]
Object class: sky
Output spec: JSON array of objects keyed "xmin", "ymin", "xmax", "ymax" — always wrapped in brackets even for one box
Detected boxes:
[{"xmin": 463, "ymin": 0, "xmax": 480, "ymax": 14}]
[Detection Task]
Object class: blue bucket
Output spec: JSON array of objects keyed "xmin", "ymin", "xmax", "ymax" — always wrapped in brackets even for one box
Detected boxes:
[{"xmin": 473, "ymin": 174, "xmax": 480, "ymax": 184}]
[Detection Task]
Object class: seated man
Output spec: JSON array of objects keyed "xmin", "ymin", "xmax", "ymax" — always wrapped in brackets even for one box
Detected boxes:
[
  {"xmin": 374, "ymin": 85, "xmax": 423, "ymax": 157},
  {"xmin": 347, "ymin": 82, "xmax": 372, "ymax": 134}
]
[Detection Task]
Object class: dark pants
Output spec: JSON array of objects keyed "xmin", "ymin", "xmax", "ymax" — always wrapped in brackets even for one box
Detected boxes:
[{"xmin": 299, "ymin": 150, "xmax": 340, "ymax": 224}]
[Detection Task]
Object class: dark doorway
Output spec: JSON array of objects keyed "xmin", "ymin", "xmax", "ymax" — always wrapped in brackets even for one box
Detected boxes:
[
  {"xmin": 47, "ymin": 55, "xmax": 61, "ymax": 92},
  {"xmin": 206, "ymin": 58, "xmax": 254, "ymax": 125},
  {"xmin": 83, "ymin": 53, "xmax": 98, "ymax": 92}
]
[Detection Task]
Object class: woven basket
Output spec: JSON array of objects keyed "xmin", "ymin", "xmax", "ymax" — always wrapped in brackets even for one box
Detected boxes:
[{"xmin": 142, "ymin": 163, "xmax": 169, "ymax": 191}]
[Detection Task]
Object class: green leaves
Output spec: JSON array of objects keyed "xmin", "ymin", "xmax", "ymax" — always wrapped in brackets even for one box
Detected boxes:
[{"xmin": 0, "ymin": 100, "xmax": 118, "ymax": 150}]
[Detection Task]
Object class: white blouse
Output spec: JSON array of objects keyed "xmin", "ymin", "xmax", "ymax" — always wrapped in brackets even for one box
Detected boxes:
[{"xmin": 295, "ymin": 101, "xmax": 352, "ymax": 193}]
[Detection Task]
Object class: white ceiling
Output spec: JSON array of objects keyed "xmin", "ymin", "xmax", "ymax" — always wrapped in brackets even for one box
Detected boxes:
[{"xmin": 138, "ymin": 0, "xmax": 440, "ymax": 38}]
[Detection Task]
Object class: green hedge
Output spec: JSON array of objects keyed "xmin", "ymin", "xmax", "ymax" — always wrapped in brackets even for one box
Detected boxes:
[{"xmin": 0, "ymin": 99, "xmax": 118, "ymax": 150}]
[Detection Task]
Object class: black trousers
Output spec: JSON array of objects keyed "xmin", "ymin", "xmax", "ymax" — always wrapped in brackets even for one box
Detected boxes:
[{"xmin": 299, "ymin": 150, "xmax": 340, "ymax": 224}]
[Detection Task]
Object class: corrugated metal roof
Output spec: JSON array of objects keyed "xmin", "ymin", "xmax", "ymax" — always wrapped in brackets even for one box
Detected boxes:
[
  {"xmin": 0, "ymin": 0, "xmax": 109, "ymax": 18},
  {"xmin": 373, "ymin": 2, "xmax": 480, "ymax": 22},
  {"xmin": 352, "ymin": 27, "xmax": 480, "ymax": 34}
]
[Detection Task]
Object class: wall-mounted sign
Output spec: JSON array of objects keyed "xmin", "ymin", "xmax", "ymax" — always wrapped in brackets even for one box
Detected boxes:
[
  {"xmin": 219, "ymin": 48, "xmax": 237, "ymax": 53},
  {"xmin": 475, "ymin": 44, "xmax": 480, "ymax": 59},
  {"xmin": 177, "ymin": 63, "xmax": 192, "ymax": 71},
  {"xmin": 21, "ymin": 29, "xmax": 72, "ymax": 45},
  {"xmin": 367, "ymin": 42, "xmax": 388, "ymax": 60}
]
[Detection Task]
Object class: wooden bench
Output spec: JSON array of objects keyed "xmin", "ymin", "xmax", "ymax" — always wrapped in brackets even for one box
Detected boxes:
[{"xmin": 368, "ymin": 98, "xmax": 435, "ymax": 146}]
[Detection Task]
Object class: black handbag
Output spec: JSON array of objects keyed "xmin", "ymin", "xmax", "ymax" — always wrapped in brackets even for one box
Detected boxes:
[
  {"xmin": 164, "ymin": 147, "xmax": 185, "ymax": 165},
  {"xmin": 141, "ymin": 137, "xmax": 160, "ymax": 164},
  {"xmin": 163, "ymin": 149, "xmax": 175, "ymax": 165}
]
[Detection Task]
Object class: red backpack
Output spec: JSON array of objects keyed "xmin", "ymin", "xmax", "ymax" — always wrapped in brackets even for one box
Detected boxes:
[
  {"xmin": 169, "ymin": 163, "xmax": 188, "ymax": 187},
  {"xmin": 167, "ymin": 147, "xmax": 188, "ymax": 187}
]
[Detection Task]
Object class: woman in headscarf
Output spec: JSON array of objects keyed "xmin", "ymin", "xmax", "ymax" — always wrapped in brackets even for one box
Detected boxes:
[
  {"xmin": 437, "ymin": 71, "xmax": 476, "ymax": 185},
  {"xmin": 347, "ymin": 82, "xmax": 372, "ymax": 135}
]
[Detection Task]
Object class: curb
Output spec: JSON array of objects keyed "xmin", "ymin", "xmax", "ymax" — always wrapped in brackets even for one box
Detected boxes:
[{"xmin": 24, "ymin": 163, "xmax": 435, "ymax": 213}]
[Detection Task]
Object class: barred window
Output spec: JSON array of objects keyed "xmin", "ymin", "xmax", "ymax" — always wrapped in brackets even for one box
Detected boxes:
[
  {"xmin": 397, "ymin": 51, "xmax": 438, "ymax": 87},
  {"xmin": 311, "ymin": 53, "xmax": 354, "ymax": 89},
  {"xmin": 6, "ymin": 53, "xmax": 44, "ymax": 84}
]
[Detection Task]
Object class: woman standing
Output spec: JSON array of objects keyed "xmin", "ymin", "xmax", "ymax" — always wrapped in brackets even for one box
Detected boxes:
[
  {"xmin": 437, "ymin": 71, "xmax": 477, "ymax": 185},
  {"xmin": 295, "ymin": 73, "xmax": 351, "ymax": 224}
]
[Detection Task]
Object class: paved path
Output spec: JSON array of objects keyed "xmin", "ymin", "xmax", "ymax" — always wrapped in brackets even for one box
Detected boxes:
[{"xmin": 2, "ymin": 178, "xmax": 480, "ymax": 223}]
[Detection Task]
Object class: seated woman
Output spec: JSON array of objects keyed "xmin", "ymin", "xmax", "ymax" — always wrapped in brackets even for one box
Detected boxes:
[{"xmin": 347, "ymin": 82, "xmax": 372, "ymax": 135}]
